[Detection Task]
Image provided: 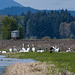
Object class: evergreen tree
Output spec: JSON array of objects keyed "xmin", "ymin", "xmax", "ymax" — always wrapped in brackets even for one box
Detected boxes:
[
  {"xmin": 1, "ymin": 16, "xmax": 18, "ymax": 39},
  {"xmin": 70, "ymin": 22, "xmax": 75, "ymax": 35},
  {"xmin": 18, "ymin": 25, "xmax": 24, "ymax": 39},
  {"xmin": 21, "ymin": 12, "xmax": 25, "ymax": 16}
]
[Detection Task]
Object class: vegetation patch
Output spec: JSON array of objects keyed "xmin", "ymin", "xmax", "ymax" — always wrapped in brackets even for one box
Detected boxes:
[
  {"xmin": 6, "ymin": 52, "xmax": 75, "ymax": 74},
  {"xmin": 4, "ymin": 62, "xmax": 61, "ymax": 75}
]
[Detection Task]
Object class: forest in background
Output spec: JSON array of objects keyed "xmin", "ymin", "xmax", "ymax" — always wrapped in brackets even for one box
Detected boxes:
[{"xmin": 0, "ymin": 9, "xmax": 75, "ymax": 39}]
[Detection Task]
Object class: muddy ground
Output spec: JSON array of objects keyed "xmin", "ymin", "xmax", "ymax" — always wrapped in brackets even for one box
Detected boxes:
[{"xmin": 0, "ymin": 39, "xmax": 75, "ymax": 51}]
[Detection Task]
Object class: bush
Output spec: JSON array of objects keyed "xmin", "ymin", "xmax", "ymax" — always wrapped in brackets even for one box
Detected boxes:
[{"xmin": 42, "ymin": 36, "xmax": 50, "ymax": 40}]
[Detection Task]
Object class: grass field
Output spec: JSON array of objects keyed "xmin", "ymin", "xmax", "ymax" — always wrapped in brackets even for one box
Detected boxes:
[{"xmin": 6, "ymin": 52, "xmax": 75, "ymax": 74}]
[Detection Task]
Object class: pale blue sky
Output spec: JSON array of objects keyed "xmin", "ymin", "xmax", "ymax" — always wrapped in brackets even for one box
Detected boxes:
[{"xmin": 14, "ymin": 0, "xmax": 75, "ymax": 10}]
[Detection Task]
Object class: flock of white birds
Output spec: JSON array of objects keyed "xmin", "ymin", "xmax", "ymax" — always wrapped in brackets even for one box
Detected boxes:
[
  {"xmin": 9, "ymin": 44, "xmax": 44, "ymax": 53},
  {"xmin": 0, "ymin": 44, "xmax": 72, "ymax": 54}
]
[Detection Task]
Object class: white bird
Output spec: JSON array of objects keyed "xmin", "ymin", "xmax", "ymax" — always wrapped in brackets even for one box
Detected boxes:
[
  {"xmin": 2, "ymin": 51, "xmax": 6, "ymax": 54},
  {"xmin": 66, "ymin": 48, "xmax": 71, "ymax": 52},
  {"xmin": 13, "ymin": 46, "xmax": 18, "ymax": 52},
  {"xmin": 52, "ymin": 46, "xmax": 60, "ymax": 52},
  {"xmin": 9, "ymin": 48, "xmax": 12, "ymax": 53},
  {"xmin": 19, "ymin": 44, "xmax": 30, "ymax": 52},
  {"xmin": 32, "ymin": 47, "xmax": 35, "ymax": 52},
  {"xmin": 19, "ymin": 44, "xmax": 26, "ymax": 52},
  {"xmin": 32, "ymin": 44, "xmax": 36, "ymax": 52},
  {"xmin": 19, "ymin": 48, "xmax": 27, "ymax": 52},
  {"xmin": 27, "ymin": 47, "xmax": 30, "ymax": 52},
  {"xmin": 37, "ymin": 50, "xmax": 44, "ymax": 53},
  {"xmin": 54, "ymin": 48, "xmax": 60, "ymax": 52},
  {"xmin": 26, "ymin": 44, "xmax": 30, "ymax": 52}
]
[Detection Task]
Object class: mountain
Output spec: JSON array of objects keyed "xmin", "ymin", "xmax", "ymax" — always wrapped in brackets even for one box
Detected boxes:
[
  {"xmin": 0, "ymin": 0, "xmax": 23, "ymax": 10},
  {"xmin": 0, "ymin": 7, "xmax": 38, "ymax": 15},
  {"xmin": 0, "ymin": 0, "xmax": 75, "ymax": 16},
  {"xmin": 68, "ymin": 11, "xmax": 75, "ymax": 16},
  {"xmin": 0, "ymin": 6, "xmax": 75, "ymax": 16}
]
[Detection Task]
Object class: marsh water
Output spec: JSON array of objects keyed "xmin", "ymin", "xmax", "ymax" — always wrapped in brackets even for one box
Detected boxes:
[{"xmin": 0, "ymin": 55, "xmax": 36, "ymax": 74}]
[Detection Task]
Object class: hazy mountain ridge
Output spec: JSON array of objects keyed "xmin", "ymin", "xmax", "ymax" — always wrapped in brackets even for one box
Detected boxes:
[
  {"xmin": 0, "ymin": 6, "xmax": 75, "ymax": 16},
  {"xmin": 0, "ymin": 7, "xmax": 38, "ymax": 15},
  {"xmin": 0, "ymin": 0, "xmax": 75, "ymax": 16},
  {"xmin": 0, "ymin": 0, "xmax": 23, "ymax": 10}
]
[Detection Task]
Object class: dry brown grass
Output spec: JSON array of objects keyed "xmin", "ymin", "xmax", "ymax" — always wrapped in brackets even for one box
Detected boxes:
[
  {"xmin": 4, "ymin": 62, "xmax": 61, "ymax": 75},
  {"xmin": 4, "ymin": 61, "xmax": 74, "ymax": 75}
]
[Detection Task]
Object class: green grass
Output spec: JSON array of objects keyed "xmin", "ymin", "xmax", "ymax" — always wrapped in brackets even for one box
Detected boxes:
[
  {"xmin": 0, "ymin": 49, "xmax": 9, "ymax": 52},
  {"xmin": 6, "ymin": 52, "xmax": 75, "ymax": 74}
]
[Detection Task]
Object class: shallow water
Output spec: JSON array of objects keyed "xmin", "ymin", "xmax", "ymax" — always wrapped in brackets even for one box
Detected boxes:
[
  {"xmin": 0, "ymin": 55, "xmax": 36, "ymax": 74},
  {"xmin": 0, "ymin": 66, "xmax": 5, "ymax": 74}
]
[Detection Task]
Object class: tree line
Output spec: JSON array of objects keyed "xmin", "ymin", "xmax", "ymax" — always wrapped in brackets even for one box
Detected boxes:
[{"xmin": 0, "ymin": 9, "xmax": 75, "ymax": 39}]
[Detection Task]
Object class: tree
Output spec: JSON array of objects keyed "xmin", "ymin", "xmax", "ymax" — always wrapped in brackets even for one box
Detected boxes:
[
  {"xmin": 26, "ymin": 10, "xmax": 31, "ymax": 20},
  {"xmin": 4, "ymin": 9, "xmax": 74, "ymax": 39},
  {"xmin": 21, "ymin": 12, "xmax": 25, "ymax": 16},
  {"xmin": 59, "ymin": 22, "xmax": 72, "ymax": 38},
  {"xmin": 15, "ymin": 16, "xmax": 27, "ymax": 34},
  {"xmin": 18, "ymin": 25, "xmax": 24, "ymax": 39},
  {"xmin": 70, "ymin": 22, "xmax": 75, "ymax": 35},
  {"xmin": 1, "ymin": 16, "xmax": 18, "ymax": 39}
]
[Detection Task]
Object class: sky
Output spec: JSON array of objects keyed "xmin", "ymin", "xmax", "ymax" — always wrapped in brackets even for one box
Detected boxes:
[{"xmin": 14, "ymin": 0, "xmax": 75, "ymax": 10}]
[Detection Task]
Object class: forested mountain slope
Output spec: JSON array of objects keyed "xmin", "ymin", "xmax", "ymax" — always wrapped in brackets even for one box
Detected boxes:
[{"xmin": 0, "ymin": 0, "xmax": 23, "ymax": 10}]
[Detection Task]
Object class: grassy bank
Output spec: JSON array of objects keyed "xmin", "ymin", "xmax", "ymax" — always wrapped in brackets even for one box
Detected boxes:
[{"xmin": 6, "ymin": 52, "xmax": 75, "ymax": 74}]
